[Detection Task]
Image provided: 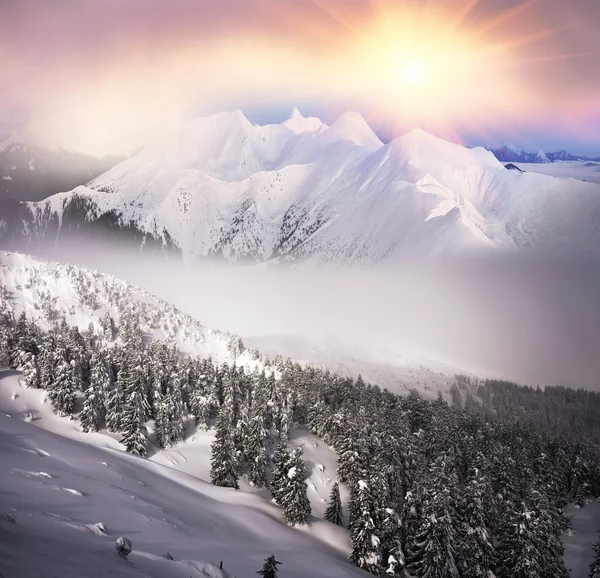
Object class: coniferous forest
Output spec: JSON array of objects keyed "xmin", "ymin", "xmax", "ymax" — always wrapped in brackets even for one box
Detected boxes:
[{"xmin": 2, "ymin": 303, "xmax": 600, "ymax": 577}]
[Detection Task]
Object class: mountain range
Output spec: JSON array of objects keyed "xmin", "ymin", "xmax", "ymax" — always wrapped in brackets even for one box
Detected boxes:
[
  {"xmin": 486, "ymin": 142, "xmax": 600, "ymax": 164},
  {"xmin": 1, "ymin": 108, "xmax": 600, "ymax": 264}
]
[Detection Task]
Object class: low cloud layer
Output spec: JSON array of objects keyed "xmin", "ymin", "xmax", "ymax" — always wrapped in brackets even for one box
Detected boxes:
[{"xmin": 22, "ymin": 239, "xmax": 600, "ymax": 390}]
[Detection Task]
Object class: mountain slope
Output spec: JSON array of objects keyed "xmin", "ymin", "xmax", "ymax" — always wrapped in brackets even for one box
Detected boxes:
[
  {"xmin": 2, "ymin": 110, "xmax": 600, "ymax": 263},
  {"xmin": 0, "ymin": 251, "xmax": 246, "ymax": 362},
  {"xmin": 0, "ymin": 382, "xmax": 364, "ymax": 578}
]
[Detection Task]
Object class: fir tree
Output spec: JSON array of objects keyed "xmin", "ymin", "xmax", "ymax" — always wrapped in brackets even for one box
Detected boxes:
[
  {"xmin": 80, "ymin": 383, "xmax": 105, "ymax": 432},
  {"xmin": 324, "ymin": 481, "xmax": 344, "ymax": 526},
  {"xmin": 46, "ymin": 345, "xmax": 77, "ymax": 417},
  {"xmin": 0, "ymin": 315, "xmax": 11, "ymax": 368},
  {"xmin": 155, "ymin": 373, "xmax": 186, "ymax": 448},
  {"xmin": 105, "ymin": 381, "xmax": 123, "ymax": 432},
  {"xmin": 380, "ymin": 507, "xmax": 409, "ymax": 578},
  {"xmin": 281, "ymin": 446, "xmax": 311, "ymax": 526},
  {"xmin": 210, "ymin": 404, "xmax": 239, "ymax": 489},
  {"xmin": 457, "ymin": 469, "xmax": 496, "ymax": 578},
  {"xmin": 17, "ymin": 350, "xmax": 40, "ymax": 389},
  {"xmin": 349, "ymin": 479, "xmax": 382, "ymax": 575},
  {"xmin": 246, "ymin": 416, "xmax": 268, "ymax": 488},
  {"xmin": 257, "ymin": 555, "xmax": 282, "ymax": 578},
  {"xmin": 271, "ymin": 438, "xmax": 292, "ymax": 505},
  {"xmin": 497, "ymin": 490, "xmax": 569, "ymax": 578},
  {"xmin": 406, "ymin": 455, "xmax": 459, "ymax": 578},
  {"xmin": 121, "ymin": 387, "xmax": 148, "ymax": 456}
]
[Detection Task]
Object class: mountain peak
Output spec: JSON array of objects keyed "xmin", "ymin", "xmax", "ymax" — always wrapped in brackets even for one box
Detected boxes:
[
  {"xmin": 502, "ymin": 142, "xmax": 523, "ymax": 154},
  {"xmin": 288, "ymin": 107, "xmax": 304, "ymax": 121},
  {"xmin": 325, "ymin": 111, "xmax": 383, "ymax": 150}
]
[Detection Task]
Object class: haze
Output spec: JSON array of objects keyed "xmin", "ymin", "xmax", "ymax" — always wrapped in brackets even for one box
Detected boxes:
[{"xmin": 21, "ymin": 238, "xmax": 600, "ymax": 391}]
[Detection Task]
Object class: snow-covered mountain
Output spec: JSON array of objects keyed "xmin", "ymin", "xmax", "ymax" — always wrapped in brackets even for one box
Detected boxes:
[
  {"xmin": 2, "ymin": 109, "xmax": 600, "ymax": 263},
  {"xmin": 0, "ymin": 139, "xmax": 123, "ymax": 202},
  {"xmin": 487, "ymin": 142, "xmax": 551, "ymax": 164},
  {"xmin": 487, "ymin": 143, "xmax": 600, "ymax": 164}
]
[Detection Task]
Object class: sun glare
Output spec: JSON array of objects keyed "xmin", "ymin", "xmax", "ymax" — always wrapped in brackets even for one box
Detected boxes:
[
  {"xmin": 315, "ymin": 0, "xmax": 550, "ymax": 133},
  {"xmin": 399, "ymin": 61, "xmax": 426, "ymax": 87}
]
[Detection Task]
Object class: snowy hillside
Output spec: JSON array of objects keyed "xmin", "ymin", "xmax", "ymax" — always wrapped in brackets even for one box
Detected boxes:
[
  {"xmin": 0, "ymin": 251, "xmax": 247, "ymax": 363},
  {"xmin": 3, "ymin": 109, "xmax": 600, "ymax": 263},
  {"xmin": 3, "ymin": 251, "xmax": 600, "ymax": 577},
  {"xmin": 0, "ymin": 372, "xmax": 363, "ymax": 578}
]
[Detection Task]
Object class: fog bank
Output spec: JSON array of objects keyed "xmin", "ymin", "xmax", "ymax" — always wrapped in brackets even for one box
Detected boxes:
[{"xmin": 18, "ymin": 240, "xmax": 600, "ymax": 390}]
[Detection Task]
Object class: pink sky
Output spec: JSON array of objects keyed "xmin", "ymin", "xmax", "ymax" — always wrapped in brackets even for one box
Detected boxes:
[{"xmin": 0, "ymin": 0, "xmax": 598, "ymax": 155}]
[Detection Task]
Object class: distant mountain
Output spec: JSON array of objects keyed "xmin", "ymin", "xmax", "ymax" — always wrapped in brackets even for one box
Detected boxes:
[
  {"xmin": 487, "ymin": 143, "xmax": 550, "ymax": 164},
  {"xmin": 0, "ymin": 140, "xmax": 124, "ymax": 202},
  {"xmin": 487, "ymin": 142, "xmax": 600, "ymax": 164},
  {"xmin": 1, "ymin": 109, "xmax": 600, "ymax": 263}
]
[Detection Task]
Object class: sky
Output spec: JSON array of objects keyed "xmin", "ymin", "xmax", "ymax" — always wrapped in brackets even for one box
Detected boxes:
[{"xmin": 0, "ymin": 0, "xmax": 599, "ymax": 156}]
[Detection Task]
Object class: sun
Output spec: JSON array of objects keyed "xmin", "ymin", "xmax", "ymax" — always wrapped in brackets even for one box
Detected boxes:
[
  {"xmin": 315, "ymin": 0, "xmax": 550, "ymax": 132},
  {"xmin": 398, "ymin": 61, "xmax": 426, "ymax": 87}
]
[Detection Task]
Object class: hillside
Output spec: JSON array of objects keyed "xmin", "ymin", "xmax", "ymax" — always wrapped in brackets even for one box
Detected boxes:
[
  {"xmin": 0, "ymin": 251, "xmax": 246, "ymax": 363},
  {"xmin": 0, "ymin": 371, "xmax": 362, "ymax": 578},
  {"xmin": 2, "ymin": 251, "xmax": 600, "ymax": 578}
]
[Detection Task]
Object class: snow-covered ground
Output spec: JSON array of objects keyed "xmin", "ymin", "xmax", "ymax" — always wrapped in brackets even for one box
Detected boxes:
[
  {"xmin": 517, "ymin": 161, "xmax": 600, "ymax": 185},
  {"xmin": 563, "ymin": 501, "xmax": 600, "ymax": 578},
  {"xmin": 0, "ymin": 369, "xmax": 364, "ymax": 578}
]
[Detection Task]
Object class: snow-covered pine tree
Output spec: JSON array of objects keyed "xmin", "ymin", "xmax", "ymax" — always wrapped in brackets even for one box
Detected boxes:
[
  {"xmin": 271, "ymin": 437, "xmax": 292, "ymax": 505},
  {"xmin": 256, "ymin": 555, "xmax": 282, "ymax": 578},
  {"xmin": 155, "ymin": 371, "xmax": 186, "ymax": 448},
  {"xmin": 120, "ymin": 387, "xmax": 148, "ymax": 456},
  {"xmin": 337, "ymin": 425, "xmax": 369, "ymax": 484},
  {"xmin": 210, "ymin": 404, "xmax": 239, "ymax": 489},
  {"xmin": 590, "ymin": 533, "xmax": 600, "ymax": 578},
  {"xmin": 46, "ymin": 336, "xmax": 77, "ymax": 417},
  {"xmin": 380, "ymin": 507, "xmax": 410, "ymax": 578},
  {"xmin": 105, "ymin": 380, "xmax": 123, "ymax": 432},
  {"xmin": 348, "ymin": 479, "xmax": 382, "ymax": 575},
  {"xmin": 234, "ymin": 403, "xmax": 250, "ymax": 468},
  {"xmin": 246, "ymin": 415, "xmax": 268, "ymax": 488},
  {"xmin": 497, "ymin": 489, "xmax": 569, "ymax": 578},
  {"xmin": 80, "ymin": 385, "xmax": 104, "ymax": 432},
  {"xmin": 90, "ymin": 349, "xmax": 111, "ymax": 396},
  {"xmin": 281, "ymin": 446, "xmax": 311, "ymax": 526},
  {"xmin": 324, "ymin": 481, "xmax": 344, "ymax": 526},
  {"xmin": 406, "ymin": 455, "xmax": 460, "ymax": 578},
  {"xmin": 188, "ymin": 359, "xmax": 209, "ymax": 427},
  {"xmin": 9, "ymin": 312, "xmax": 38, "ymax": 368},
  {"xmin": 457, "ymin": 468, "xmax": 496, "ymax": 578},
  {"xmin": 16, "ymin": 349, "xmax": 40, "ymax": 389}
]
